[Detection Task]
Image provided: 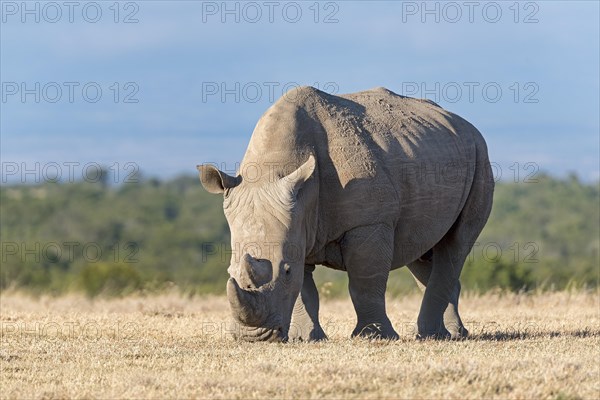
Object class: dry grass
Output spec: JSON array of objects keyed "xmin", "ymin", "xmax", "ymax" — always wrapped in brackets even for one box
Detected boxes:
[{"xmin": 1, "ymin": 291, "xmax": 599, "ymax": 399}]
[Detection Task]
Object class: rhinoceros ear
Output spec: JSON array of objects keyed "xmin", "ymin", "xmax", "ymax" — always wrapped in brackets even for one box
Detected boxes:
[
  {"xmin": 281, "ymin": 155, "xmax": 316, "ymax": 196},
  {"xmin": 197, "ymin": 164, "xmax": 240, "ymax": 194}
]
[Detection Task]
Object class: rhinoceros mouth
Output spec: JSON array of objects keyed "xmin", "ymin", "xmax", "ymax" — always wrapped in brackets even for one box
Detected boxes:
[
  {"xmin": 227, "ymin": 277, "xmax": 274, "ymax": 326},
  {"xmin": 232, "ymin": 324, "xmax": 287, "ymax": 342}
]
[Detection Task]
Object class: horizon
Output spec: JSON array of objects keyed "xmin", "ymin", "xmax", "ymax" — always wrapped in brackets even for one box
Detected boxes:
[{"xmin": 1, "ymin": 160, "xmax": 597, "ymax": 186}]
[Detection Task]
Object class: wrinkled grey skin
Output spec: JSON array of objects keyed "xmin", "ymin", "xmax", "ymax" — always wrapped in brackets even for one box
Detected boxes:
[{"xmin": 198, "ymin": 86, "xmax": 494, "ymax": 342}]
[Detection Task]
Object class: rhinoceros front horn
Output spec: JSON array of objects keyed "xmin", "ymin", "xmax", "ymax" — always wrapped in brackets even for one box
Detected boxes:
[{"xmin": 227, "ymin": 277, "xmax": 269, "ymax": 326}]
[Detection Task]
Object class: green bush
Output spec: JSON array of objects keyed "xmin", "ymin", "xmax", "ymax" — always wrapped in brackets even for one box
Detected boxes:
[
  {"xmin": 79, "ymin": 263, "xmax": 141, "ymax": 298},
  {"xmin": 461, "ymin": 259, "xmax": 536, "ymax": 292}
]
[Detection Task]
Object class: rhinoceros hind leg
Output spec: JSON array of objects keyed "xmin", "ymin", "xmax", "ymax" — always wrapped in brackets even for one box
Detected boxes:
[
  {"xmin": 414, "ymin": 236, "xmax": 466, "ymax": 340},
  {"xmin": 443, "ymin": 281, "xmax": 468, "ymax": 339},
  {"xmin": 415, "ymin": 160, "xmax": 493, "ymax": 340},
  {"xmin": 408, "ymin": 259, "xmax": 468, "ymax": 339}
]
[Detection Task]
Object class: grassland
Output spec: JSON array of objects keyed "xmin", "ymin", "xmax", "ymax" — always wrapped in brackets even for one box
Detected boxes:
[{"xmin": 1, "ymin": 291, "xmax": 599, "ymax": 399}]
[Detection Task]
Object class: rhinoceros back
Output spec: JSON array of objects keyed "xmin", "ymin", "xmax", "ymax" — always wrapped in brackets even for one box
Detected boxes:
[{"xmin": 240, "ymin": 86, "xmax": 489, "ymax": 267}]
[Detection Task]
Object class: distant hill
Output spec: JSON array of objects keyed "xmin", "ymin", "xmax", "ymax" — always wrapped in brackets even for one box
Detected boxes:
[{"xmin": 1, "ymin": 173, "xmax": 598, "ymax": 297}]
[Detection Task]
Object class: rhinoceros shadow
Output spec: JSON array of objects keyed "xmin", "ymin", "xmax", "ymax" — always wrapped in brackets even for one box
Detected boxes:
[{"xmin": 469, "ymin": 328, "xmax": 599, "ymax": 341}]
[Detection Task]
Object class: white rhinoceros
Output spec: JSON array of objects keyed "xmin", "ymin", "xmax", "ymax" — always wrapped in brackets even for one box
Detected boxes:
[{"xmin": 198, "ymin": 86, "xmax": 494, "ymax": 342}]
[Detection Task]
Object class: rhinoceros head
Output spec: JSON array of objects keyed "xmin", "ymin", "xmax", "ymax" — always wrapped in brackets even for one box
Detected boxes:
[{"xmin": 197, "ymin": 156, "xmax": 317, "ymax": 342}]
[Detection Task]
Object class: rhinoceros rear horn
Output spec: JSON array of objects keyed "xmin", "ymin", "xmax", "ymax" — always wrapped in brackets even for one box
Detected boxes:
[
  {"xmin": 281, "ymin": 154, "xmax": 316, "ymax": 195},
  {"xmin": 226, "ymin": 277, "xmax": 269, "ymax": 326},
  {"xmin": 197, "ymin": 164, "xmax": 240, "ymax": 194}
]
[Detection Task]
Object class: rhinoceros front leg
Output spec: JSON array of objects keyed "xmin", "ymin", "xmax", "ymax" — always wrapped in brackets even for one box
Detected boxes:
[
  {"xmin": 408, "ymin": 259, "xmax": 468, "ymax": 339},
  {"xmin": 289, "ymin": 265, "xmax": 327, "ymax": 341},
  {"xmin": 343, "ymin": 224, "xmax": 399, "ymax": 340}
]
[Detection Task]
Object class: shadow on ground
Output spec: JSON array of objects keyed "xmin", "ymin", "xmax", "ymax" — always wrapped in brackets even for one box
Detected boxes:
[{"xmin": 470, "ymin": 328, "xmax": 600, "ymax": 341}]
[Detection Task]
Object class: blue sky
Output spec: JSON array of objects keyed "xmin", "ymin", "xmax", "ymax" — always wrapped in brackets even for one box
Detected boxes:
[{"xmin": 1, "ymin": 1, "xmax": 599, "ymax": 182}]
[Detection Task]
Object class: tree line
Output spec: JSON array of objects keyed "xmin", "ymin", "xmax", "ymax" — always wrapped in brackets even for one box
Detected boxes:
[{"xmin": 1, "ymin": 172, "xmax": 598, "ymax": 297}]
